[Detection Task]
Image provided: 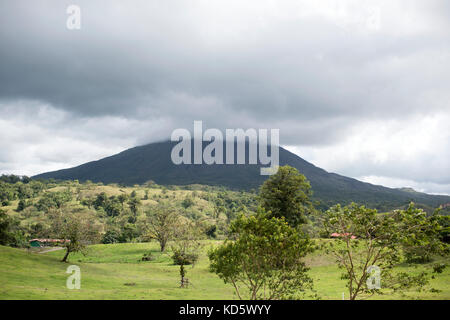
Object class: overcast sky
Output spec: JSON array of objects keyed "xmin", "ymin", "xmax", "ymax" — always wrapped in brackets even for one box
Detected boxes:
[{"xmin": 0, "ymin": 0, "xmax": 449, "ymax": 194}]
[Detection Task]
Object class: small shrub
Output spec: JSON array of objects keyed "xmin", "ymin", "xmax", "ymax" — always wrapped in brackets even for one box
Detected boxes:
[
  {"xmin": 171, "ymin": 249, "xmax": 198, "ymax": 266},
  {"xmin": 433, "ymin": 263, "xmax": 446, "ymax": 274},
  {"xmin": 141, "ymin": 252, "xmax": 155, "ymax": 261}
]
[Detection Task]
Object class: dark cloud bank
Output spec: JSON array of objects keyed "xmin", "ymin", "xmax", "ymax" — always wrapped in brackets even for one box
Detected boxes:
[{"xmin": 0, "ymin": 0, "xmax": 449, "ymax": 194}]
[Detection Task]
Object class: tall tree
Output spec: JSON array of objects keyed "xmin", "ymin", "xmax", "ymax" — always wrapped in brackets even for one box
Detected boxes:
[
  {"xmin": 144, "ymin": 202, "xmax": 180, "ymax": 252},
  {"xmin": 51, "ymin": 207, "xmax": 102, "ymax": 262},
  {"xmin": 209, "ymin": 210, "xmax": 315, "ymax": 300},
  {"xmin": 0, "ymin": 210, "xmax": 12, "ymax": 245},
  {"xmin": 128, "ymin": 197, "xmax": 141, "ymax": 216},
  {"xmin": 322, "ymin": 203, "xmax": 447, "ymax": 300},
  {"xmin": 171, "ymin": 218, "xmax": 204, "ymax": 288},
  {"xmin": 259, "ymin": 165, "xmax": 314, "ymax": 227},
  {"xmin": 117, "ymin": 193, "xmax": 129, "ymax": 209}
]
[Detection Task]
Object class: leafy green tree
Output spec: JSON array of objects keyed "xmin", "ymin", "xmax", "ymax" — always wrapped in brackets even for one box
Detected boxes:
[
  {"xmin": 16, "ymin": 199, "xmax": 26, "ymax": 212},
  {"xmin": 144, "ymin": 202, "xmax": 180, "ymax": 252},
  {"xmin": 28, "ymin": 222, "xmax": 47, "ymax": 239},
  {"xmin": 128, "ymin": 197, "xmax": 141, "ymax": 216},
  {"xmin": 37, "ymin": 190, "xmax": 72, "ymax": 212},
  {"xmin": 117, "ymin": 194, "xmax": 129, "ymax": 208},
  {"xmin": 181, "ymin": 196, "xmax": 194, "ymax": 209},
  {"xmin": 119, "ymin": 223, "xmax": 139, "ymax": 242},
  {"xmin": 400, "ymin": 206, "xmax": 448, "ymax": 263},
  {"xmin": 50, "ymin": 208, "xmax": 102, "ymax": 262},
  {"xmin": 102, "ymin": 228, "xmax": 121, "ymax": 244},
  {"xmin": 171, "ymin": 219, "xmax": 204, "ymax": 288},
  {"xmin": 212, "ymin": 196, "xmax": 225, "ymax": 219},
  {"xmin": 322, "ymin": 203, "xmax": 447, "ymax": 300},
  {"xmin": 17, "ymin": 184, "xmax": 33, "ymax": 199},
  {"xmin": 0, "ymin": 210, "xmax": 13, "ymax": 245},
  {"xmin": 259, "ymin": 165, "xmax": 314, "ymax": 227},
  {"xmin": 205, "ymin": 224, "xmax": 217, "ymax": 239},
  {"xmin": 433, "ymin": 214, "xmax": 450, "ymax": 243},
  {"xmin": 105, "ymin": 199, "xmax": 122, "ymax": 217},
  {"xmin": 94, "ymin": 192, "xmax": 108, "ymax": 210},
  {"xmin": 209, "ymin": 210, "xmax": 315, "ymax": 300}
]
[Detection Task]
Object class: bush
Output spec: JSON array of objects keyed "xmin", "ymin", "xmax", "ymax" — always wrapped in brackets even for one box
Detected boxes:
[
  {"xmin": 171, "ymin": 249, "xmax": 198, "ymax": 266},
  {"xmin": 141, "ymin": 252, "xmax": 155, "ymax": 261},
  {"xmin": 17, "ymin": 199, "xmax": 26, "ymax": 212},
  {"xmin": 102, "ymin": 229, "xmax": 121, "ymax": 244},
  {"xmin": 433, "ymin": 263, "xmax": 446, "ymax": 274},
  {"xmin": 181, "ymin": 197, "xmax": 194, "ymax": 209},
  {"xmin": 205, "ymin": 225, "xmax": 217, "ymax": 239}
]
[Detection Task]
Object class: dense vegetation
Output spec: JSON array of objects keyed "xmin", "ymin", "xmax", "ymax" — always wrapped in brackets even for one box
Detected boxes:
[
  {"xmin": 0, "ymin": 174, "xmax": 258, "ymax": 248},
  {"xmin": 0, "ymin": 167, "xmax": 449, "ymax": 300}
]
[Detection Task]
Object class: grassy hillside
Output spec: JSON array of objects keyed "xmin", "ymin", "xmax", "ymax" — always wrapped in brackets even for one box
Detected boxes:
[
  {"xmin": 0, "ymin": 179, "xmax": 258, "ymax": 245},
  {"xmin": 1, "ymin": 242, "xmax": 449, "ymax": 300}
]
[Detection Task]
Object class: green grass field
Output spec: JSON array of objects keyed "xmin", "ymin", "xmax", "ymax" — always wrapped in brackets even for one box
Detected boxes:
[{"xmin": 1, "ymin": 241, "xmax": 449, "ymax": 300}]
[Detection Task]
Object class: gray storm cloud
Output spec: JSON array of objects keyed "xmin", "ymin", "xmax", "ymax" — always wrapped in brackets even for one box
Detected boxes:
[{"xmin": 0, "ymin": 0, "xmax": 449, "ymax": 193}]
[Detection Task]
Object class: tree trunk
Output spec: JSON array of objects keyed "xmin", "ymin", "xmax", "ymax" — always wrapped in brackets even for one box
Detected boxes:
[
  {"xmin": 160, "ymin": 240, "xmax": 166, "ymax": 252},
  {"xmin": 61, "ymin": 248, "xmax": 70, "ymax": 262},
  {"xmin": 180, "ymin": 264, "xmax": 185, "ymax": 287}
]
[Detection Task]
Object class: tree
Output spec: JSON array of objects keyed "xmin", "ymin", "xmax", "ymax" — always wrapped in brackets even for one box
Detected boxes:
[
  {"xmin": 213, "ymin": 197, "xmax": 226, "ymax": 220},
  {"xmin": 402, "ymin": 208, "xmax": 449, "ymax": 261},
  {"xmin": 144, "ymin": 202, "xmax": 180, "ymax": 252},
  {"xmin": 128, "ymin": 197, "xmax": 141, "ymax": 216},
  {"xmin": 205, "ymin": 224, "xmax": 217, "ymax": 239},
  {"xmin": 258, "ymin": 165, "xmax": 314, "ymax": 227},
  {"xmin": 0, "ymin": 209, "xmax": 27, "ymax": 247},
  {"xmin": 181, "ymin": 196, "xmax": 194, "ymax": 209},
  {"xmin": 209, "ymin": 210, "xmax": 315, "ymax": 300},
  {"xmin": 0, "ymin": 210, "xmax": 12, "ymax": 245},
  {"xmin": 51, "ymin": 207, "xmax": 102, "ymax": 262},
  {"xmin": 433, "ymin": 214, "xmax": 450, "ymax": 243},
  {"xmin": 16, "ymin": 199, "xmax": 26, "ymax": 212},
  {"xmin": 117, "ymin": 194, "xmax": 129, "ymax": 208},
  {"xmin": 322, "ymin": 203, "xmax": 447, "ymax": 300},
  {"xmin": 36, "ymin": 190, "xmax": 72, "ymax": 212},
  {"xmin": 171, "ymin": 219, "xmax": 204, "ymax": 288}
]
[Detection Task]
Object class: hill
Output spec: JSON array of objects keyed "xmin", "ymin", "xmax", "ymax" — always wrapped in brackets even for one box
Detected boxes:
[{"xmin": 33, "ymin": 141, "xmax": 450, "ymax": 210}]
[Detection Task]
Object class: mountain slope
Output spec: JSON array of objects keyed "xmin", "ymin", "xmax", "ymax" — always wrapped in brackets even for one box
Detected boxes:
[{"xmin": 33, "ymin": 141, "xmax": 450, "ymax": 210}]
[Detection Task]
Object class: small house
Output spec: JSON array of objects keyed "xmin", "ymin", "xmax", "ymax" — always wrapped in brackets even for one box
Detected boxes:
[
  {"xmin": 330, "ymin": 233, "xmax": 356, "ymax": 239},
  {"xmin": 29, "ymin": 239, "xmax": 70, "ymax": 247}
]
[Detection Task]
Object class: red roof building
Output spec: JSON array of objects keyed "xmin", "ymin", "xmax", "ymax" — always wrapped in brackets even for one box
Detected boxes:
[{"xmin": 330, "ymin": 233, "xmax": 356, "ymax": 239}]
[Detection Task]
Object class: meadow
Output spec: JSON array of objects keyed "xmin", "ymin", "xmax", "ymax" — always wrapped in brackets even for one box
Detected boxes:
[{"xmin": 1, "ymin": 240, "xmax": 449, "ymax": 300}]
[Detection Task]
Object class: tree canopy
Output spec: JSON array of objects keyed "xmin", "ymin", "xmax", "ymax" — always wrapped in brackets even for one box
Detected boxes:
[
  {"xmin": 209, "ymin": 210, "xmax": 315, "ymax": 299},
  {"xmin": 259, "ymin": 165, "xmax": 314, "ymax": 227},
  {"xmin": 322, "ymin": 202, "xmax": 448, "ymax": 300}
]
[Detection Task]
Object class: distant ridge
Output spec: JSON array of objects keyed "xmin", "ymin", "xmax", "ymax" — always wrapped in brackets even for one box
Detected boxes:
[{"xmin": 33, "ymin": 140, "xmax": 450, "ymax": 210}]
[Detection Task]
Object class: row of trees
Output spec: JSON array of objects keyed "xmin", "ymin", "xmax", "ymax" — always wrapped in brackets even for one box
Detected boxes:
[
  {"xmin": 114, "ymin": 165, "xmax": 447, "ymax": 299},
  {"xmin": 0, "ymin": 178, "xmax": 46, "ymax": 206},
  {"xmin": 47, "ymin": 200, "xmax": 207, "ymax": 286}
]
